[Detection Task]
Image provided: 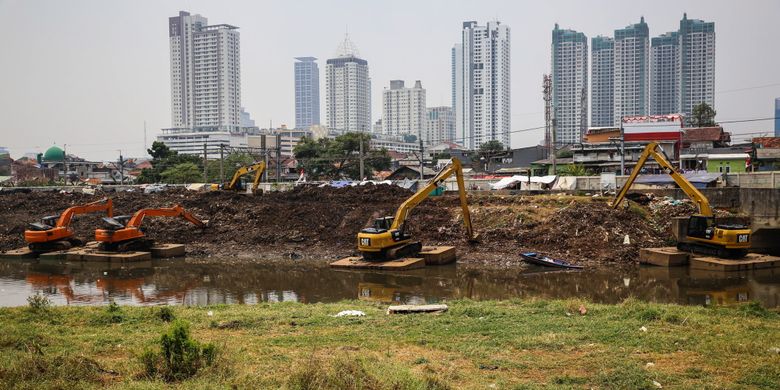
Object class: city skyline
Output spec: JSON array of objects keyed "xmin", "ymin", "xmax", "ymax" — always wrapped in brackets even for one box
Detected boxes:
[{"xmin": 1, "ymin": 0, "xmax": 779, "ymax": 160}]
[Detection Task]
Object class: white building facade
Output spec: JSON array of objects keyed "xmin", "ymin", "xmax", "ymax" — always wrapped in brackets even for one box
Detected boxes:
[
  {"xmin": 325, "ymin": 36, "xmax": 371, "ymax": 133},
  {"xmin": 169, "ymin": 11, "xmax": 240, "ymax": 130},
  {"xmin": 425, "ymin": 107, "xmax": 455, "ymax": 146},
  {"xmin": 551, "ymin": 24, "xmax": 588, "ymax": 145},
  {"xmin": 453, "ymin": 21, "xmax": 511, "ymax": 150},
  {"xmin": 382, "ymin": 80, "xmax": 426, "ymax": 138},
  {"xmin": 613, "ymin": 17, "xmax": 649, "ymax": 124}
]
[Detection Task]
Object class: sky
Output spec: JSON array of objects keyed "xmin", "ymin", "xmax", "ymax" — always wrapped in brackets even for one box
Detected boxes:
[{"xmin": 1, "ymin": 0, "xmax": 779, "ymax": 161}]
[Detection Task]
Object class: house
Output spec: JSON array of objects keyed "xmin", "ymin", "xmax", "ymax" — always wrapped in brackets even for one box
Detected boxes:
[
  {"xmin": 681, "ymin": 147, "xmax": 750, "ymax": 173},
  {"xmin": 584, "ymin": 127, "xmax": 620, "ymax": 143},
  {"xmin": 682, "ymin": 126, "xmax": 731, "ymax": 152},
  {"xmin": 385, "ymin": 166, "xmax": 437, "ymax": 180}
]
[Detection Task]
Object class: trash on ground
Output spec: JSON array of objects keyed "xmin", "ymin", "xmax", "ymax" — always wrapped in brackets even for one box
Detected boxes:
[
  {"xmin": 333, "ymin": 310, "xmax": 366, "ymax": 317},
  {"xmin": 387, "ymin": 304, "xmax": 448, "ymax": 315}
]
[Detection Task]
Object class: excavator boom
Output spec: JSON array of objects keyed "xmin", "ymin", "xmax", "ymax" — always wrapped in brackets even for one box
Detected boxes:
[
  {"xmin": 225, "ymin": 161, "xmax": 266, "ymax": 192},
  {"xmin": 611, "ymin": 142, "xmax": 749, "ymax": 257},
  {"xmin": 25, "ymin": 198, "xmax": 114, "ymax": 246},
  {"xmin": 611, "ymin": 142, "xmax": 712, "ymax": 216},
  {"xmin": 95, "ymin": 205, "xmax": 207, "ymax": 250},
  {"xmin": 357, "ymin": 158, "xmax": 477, "ymax": 260}
]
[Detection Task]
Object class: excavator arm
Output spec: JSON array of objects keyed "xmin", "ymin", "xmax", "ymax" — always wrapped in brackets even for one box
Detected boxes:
[
  {"xmin": 225, "ymin": 162, "xmax": 266, "ymax": 191},
  {"xmin": 391, "ymin": 158, "xmax": 475, "ymax": 240},
  {"xmin": 56, "ymin": 198, "xmax": 114, "ymax": 228},
  {"xmin": 611, "ymin": 142, "xmax": 713, "ymax": 216},
  {"xmin": 124, "ymin": 205, "xmax": 208, "ymax": 229}
]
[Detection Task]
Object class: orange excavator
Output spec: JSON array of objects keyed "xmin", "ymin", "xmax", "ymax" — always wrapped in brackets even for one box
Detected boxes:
[
  {"xmin": 95, "ymin": 205, "xmax": 207, "ymax": 251},
  {"xmin": 25, "ymin": 198, "xmax": 114, "ymax": 251}
]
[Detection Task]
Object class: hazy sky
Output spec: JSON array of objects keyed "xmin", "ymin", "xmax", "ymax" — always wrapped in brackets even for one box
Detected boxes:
[{"xmin": 1, "ymin": 0, "xmax": 779, "ymax": 161}]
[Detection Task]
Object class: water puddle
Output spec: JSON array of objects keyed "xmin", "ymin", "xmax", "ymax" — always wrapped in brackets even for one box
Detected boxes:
[{"xmin": 0, "ymin": 258, "xmax": 778, "ymax": 307}]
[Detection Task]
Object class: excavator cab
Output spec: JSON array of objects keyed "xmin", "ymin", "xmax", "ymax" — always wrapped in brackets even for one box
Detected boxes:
[
  {"xmin": 28, "ymin": 215, "xmax": 59, "ymax": 231},
  {"xmin": 687, "ymin": 215, "xmax": 715, "ymax": 240},
  {"xmin": 363, "ymin": 217, "xmax": 395, "ymax": 234}
]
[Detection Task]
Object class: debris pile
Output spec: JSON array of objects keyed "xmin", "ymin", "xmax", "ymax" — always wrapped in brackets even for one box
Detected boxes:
[{"xmin": 0, "ymin": 188, "xmax": 684, "ymax": 265}]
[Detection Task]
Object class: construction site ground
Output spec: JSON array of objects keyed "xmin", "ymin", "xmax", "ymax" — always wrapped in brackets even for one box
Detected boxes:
[{"xmin": 0, "ymin": 186, "xmax": 729, "ymax": 267}]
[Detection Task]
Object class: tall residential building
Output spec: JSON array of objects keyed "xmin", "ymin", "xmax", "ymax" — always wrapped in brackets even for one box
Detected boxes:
[
  {"xmin": 294, "ymin": 57, "xmax": 320, "ymax": 129},
  {"xmin": 426, "ymin": 107, "xmax": 455, "ymax": 146},
  {"xmin": 613, "ymin": 17, "xmax": 649, "ymax": 124},
  {"xmin": 169, "ymin": 11, "xmax": 240, "ymax": 130},
  {"xmin": 775, "ymin": 98, "xmax": 780, "ymax": 137},
  {"xmin": 382, "ymin": 80, "xmax": 426, "ymax": 138},
  {"xmin": 650, "ymin": 31, "xmax": 680, "ymax": 115},
  {"xmin": 325, "ymin": 35, "xmax": 371, "ymax": 133},
  {"xmin": 453, "ymin": 21, "xmax": 511, "ymax": 150},
  {"xmin": 679, "ymin": 14, "xmax": 715, "ymax": 118},
  {"xmin": 591, "ymin": 36, "xmax": 614, "ymax": 127},
  {"xmin": 451, "ymin": 45, "xmax": 461, "ymax": 120},
  {"xmin": 551, "ymin": 24, "xmax": 588, "ymax": 145}
]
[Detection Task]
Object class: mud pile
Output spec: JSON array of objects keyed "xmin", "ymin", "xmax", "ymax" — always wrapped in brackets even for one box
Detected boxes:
[{"xmin": 0, "ymin": 187, "xmax": 679, "ymax": 265}]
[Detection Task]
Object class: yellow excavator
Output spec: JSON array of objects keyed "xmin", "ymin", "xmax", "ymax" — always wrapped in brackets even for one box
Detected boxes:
[
  {"xmin": 357, "ymin": 158, "xmax": 478, "ymax": 261},
  {"xmin": 612, "ymin": 142, "xmax": 751, "ymax": 258},
  {"xmin": 221, "ymin": 161, "xmax": 266, "ymax": 193}
]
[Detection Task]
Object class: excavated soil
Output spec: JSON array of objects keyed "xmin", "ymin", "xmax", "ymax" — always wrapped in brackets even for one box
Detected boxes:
[{"xmin": 0, "ymin": 186, "xmax": 690, "ymax": 266}]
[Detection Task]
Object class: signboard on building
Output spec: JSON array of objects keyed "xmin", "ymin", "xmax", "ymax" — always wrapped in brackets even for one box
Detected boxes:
[{"xmin": 622, "ymin": 115, "xmax": 683, "ymax": 142}]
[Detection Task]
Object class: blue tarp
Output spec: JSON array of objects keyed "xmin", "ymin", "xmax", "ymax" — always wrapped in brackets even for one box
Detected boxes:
[{"xmin": 633, "ymin": 172, "xmax": 721, "ymax": 188}]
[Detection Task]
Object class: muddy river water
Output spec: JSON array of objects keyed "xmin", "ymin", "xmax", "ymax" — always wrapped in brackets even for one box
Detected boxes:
[{"xmin": 1, "ymin": 258, "xmax": 778, "ymax": 308}]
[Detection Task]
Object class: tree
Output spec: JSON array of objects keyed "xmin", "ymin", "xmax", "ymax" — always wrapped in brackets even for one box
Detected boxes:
[
  {"xmin": 478, "ymin": 140, "xmax": 506, "ymax": 158},
  {"xmin": 293, "ymin": 133, "xmax": 391, "ymax": 180},
  {"xmin": 403, "ymin": 134, "xmax": 418, "ymax": 143},
  {"xmin": 160, "ymin": 162, "xmax": 202, "ymax": 184},
  {"xmin": 147, "ymin": 141, "xmax": 174, "ymax": 160},
  {"xmin": 690, "ymin": 102, "xmax": 716, "ymax": 127}
]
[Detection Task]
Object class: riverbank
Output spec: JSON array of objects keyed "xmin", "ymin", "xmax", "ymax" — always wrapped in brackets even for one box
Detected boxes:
[
  {"xmin": 1, "ymin": 299, "xmax": 778, "ymax": 389},
  {"xmin": 0, "ymin": 186, "xmax": 716, "ymax": 266}
]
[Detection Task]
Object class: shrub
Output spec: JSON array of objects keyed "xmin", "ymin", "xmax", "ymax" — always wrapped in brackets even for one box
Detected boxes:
[
  {"xmin": 141, "ymin": 320, "xmax": 217, "ymax": 382},
  {"xmin": 105, "ymin": 300, "xmax": 123, "ymax": 323},
  {"xmin": 157, "ymin": 306, "xmax": 175, "ymax": 322},
  {"xmin": 27, "ymin": 294, "xmax": 52, "ymax": 312}
]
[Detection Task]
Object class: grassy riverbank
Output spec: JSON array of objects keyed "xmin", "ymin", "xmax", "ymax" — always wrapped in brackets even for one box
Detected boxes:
[{"xmin": 1, "ymin": 299, "xmax": 779, "ymax": 389}]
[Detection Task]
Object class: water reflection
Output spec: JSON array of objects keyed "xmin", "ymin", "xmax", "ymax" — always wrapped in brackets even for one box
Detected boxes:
[{"xmin": 0, "ymin": 258, "xmax": 778, "ymax": 308}]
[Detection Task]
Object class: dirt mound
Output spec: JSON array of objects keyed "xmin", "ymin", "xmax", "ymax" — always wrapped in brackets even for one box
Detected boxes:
[
  {"xmin": 518, "ymin": 201, "xmax": 666, "ymax": 265},
  {"xmin": 0, "ymin": 188, "xmax": 678, "ymax": 265}
]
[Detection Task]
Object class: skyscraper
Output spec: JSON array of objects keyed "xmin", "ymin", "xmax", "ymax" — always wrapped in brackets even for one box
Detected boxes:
[
  {"xmin": 169, "ymin": 11, "xmax": 240, "ymax": 130},
  {"xmin": 650, "ymin": 31, "xmax": 680, "ymax": 115},
  {"xmin": 679, "ymin": 14, "xmax": 715, "ymax": 118},
  {"xmin": 294, "ymin": 57, "xmax": 320, "ymax": 129},
  {"xmin": 591, "ymin": 36, "xmax": 614, "ymax": 127},
  {"xmin": 453, "ymin": 21, "xmax": 511, "ymax": 150},
  {"xmin": 426, "ymin": 106, "xmax": 455, "ymax": 146},
  {"xmin": 325, "ymin": 35, "xmax": 371, "ymax": 133},
  {"xmin": 613, "ymin": 17, "xmax": 649, "ymax": 124},
  {"xmin": 551, "ymin": 24, "xmax": 588, "ymax": 145},
  {"xmin": 382, "ymin": 80, "xmax": 426, "ymax": 138}
]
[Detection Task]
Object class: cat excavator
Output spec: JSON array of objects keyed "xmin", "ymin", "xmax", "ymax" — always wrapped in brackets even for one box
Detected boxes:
[
  {"xmin": 612, "ymin": 142, "xmax": 751, "ymax": 258},
  {"xmin": 95, "ymin": 205, "xmax": 207, "ymax": 251},
  {"xmin": 222, "ymin": 161, "xmax": 266, "ymax": 193},
  {"xmin": 25, "ymin": 198, "xmax": 114, "ymax": 251},
  {"xmin": 357, "ymin": 158, "xmax": 478, "ymax": 261}
]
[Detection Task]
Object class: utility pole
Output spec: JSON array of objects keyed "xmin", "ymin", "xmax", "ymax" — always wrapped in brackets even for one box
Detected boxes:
[
  {"xmin": 620, "ymin": 116, "xmax": 625, "ymax": 175},
  {"xmin": 203, "ymin": 143, "xmax": 208, "ymax": 182},
  {"xmin": 117, "ymin": 150, "xmax": 124, "ymax": 185},
  {"xmin": 219, "ymin": 144, "xmax": 225, "ymax": 183},
  {"xmin": 276, "ymin": 134, "xmax": 282, "ymax": 183},
  {"xmin": 359, "ymin": 128, "xmax": 365, "ymax": 180},
  {"xmin": 63, "ymin": 143, "xmax": 68, "ymax": 184},
  {"xmin": 419, "ymin": 136, "xmax": 424, "ymax": 181},
  {"xmin": 551, "ymin": 117, "xmax": 557, "ymax": 174}
]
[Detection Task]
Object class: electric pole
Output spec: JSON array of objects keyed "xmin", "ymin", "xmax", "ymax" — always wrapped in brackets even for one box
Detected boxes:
[
  {"xmin": 203, "ymin": 143, "xmax": 208, "ymax": 182},
  {"xmin": 359, "ymin": 128, "xmax": 365, "ymax": 180},
  {"xmin": 620, "ymin": 117, "xmax": 625, "ymax": 175},
  {"xmin": 219, "ymin": 144, "xmax": 225, "ymax": 183}
]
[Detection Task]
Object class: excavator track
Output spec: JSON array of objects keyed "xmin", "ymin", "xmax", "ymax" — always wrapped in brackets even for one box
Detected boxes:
[
  {"xmin": 677, "ymin": 242, "xmax": 748, "ymax": 259},
  {"xmin": 99, "ymin": 238, "xmax": 155, "ymax": 252},
  {"xmin": 29, "ymin": 240, "xmax": 73, "ymax": 252}
]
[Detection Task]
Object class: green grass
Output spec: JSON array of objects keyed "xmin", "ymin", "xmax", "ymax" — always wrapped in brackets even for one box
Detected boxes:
[{"xmin": 0, "ymin": 298, "xmax": 778, "ymax": 389}]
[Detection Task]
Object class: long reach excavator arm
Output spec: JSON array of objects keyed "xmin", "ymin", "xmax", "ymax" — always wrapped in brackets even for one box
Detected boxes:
[
  {"xmin": 357, "ymin": 158, "xmax": 477, "ymax": 260},
  {"xmin": 611, "ymin": 142, "xmax": 750, "ymax": 258},
  {"xmin": 611, "ymin": 142, "xmax": 712, "ymax": 215}
]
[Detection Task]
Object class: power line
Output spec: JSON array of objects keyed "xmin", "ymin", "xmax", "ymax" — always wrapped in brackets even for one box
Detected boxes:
[{"xmin": 716, "ymin": 82, "xmax": 780, "ymax": 94}]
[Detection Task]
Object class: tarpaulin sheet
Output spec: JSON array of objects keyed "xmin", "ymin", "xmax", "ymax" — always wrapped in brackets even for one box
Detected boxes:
[
  {"xmin": 491, "ymin": 175, "xmax": 557, "ymax": 190},
  {"xmin": 633, "ymin": 172, "xmax": 721, "ymax": 188}
]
